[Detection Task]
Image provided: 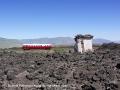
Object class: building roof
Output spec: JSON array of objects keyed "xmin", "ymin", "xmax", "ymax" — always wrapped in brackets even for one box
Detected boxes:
[
  {"xmin": 84, "ymin": 34, "xmax": 94, "ymax": 39},
  {"xmin": 23, "ymin": 44, "xmax": 52, "ymax": 46},
  {"xmin": 74, "ymin": 34, "xmax": 93, "ymax": 41}
]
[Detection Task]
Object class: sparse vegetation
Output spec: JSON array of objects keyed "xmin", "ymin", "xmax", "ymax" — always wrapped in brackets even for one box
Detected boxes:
[{"xmin": 52, "ymin": 45, "xmax": 73, "ymax": 53}]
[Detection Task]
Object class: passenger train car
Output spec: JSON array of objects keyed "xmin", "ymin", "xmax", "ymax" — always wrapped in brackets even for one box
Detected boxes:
[{"xmin": 22, "ymin": 44, "xmax": 53, "ymax": 50}]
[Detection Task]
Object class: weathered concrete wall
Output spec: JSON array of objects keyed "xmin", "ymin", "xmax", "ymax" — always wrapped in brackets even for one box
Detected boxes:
[
  {"xmin": 74, "ymin": 39, "xmax": 93, "ymax": 53},
  {"xmin": 77, "ymin": 42, "xmax": 83, "ymax": 53},
  {"xmin": 83, "ymin": 39, "xmax": 93, "ymax": 52},
  {"xmin": 74, "ymin": 39, "xmax": 83, "ymax": 53}
]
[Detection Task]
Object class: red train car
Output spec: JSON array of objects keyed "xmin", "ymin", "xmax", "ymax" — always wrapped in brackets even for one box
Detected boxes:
[{"xmin": 22, "ymin": 44, "xmax": 53, "ymax": 50}]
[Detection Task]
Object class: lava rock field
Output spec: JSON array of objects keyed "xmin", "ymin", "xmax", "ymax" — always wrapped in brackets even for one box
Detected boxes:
[{"xmin": 0, "ymin": 43, "xmax": 120, "ymax": 90}]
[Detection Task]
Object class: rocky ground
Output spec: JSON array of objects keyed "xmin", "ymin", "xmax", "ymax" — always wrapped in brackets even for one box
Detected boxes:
[{"xmin": 0, "ymin": 43, "xmax": 120, "ymax": 90}]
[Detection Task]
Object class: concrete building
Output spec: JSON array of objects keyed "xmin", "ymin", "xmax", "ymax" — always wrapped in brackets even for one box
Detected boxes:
[{"xmin": 74, "ymin": 34, "xmax": 93, "ymax": 53}]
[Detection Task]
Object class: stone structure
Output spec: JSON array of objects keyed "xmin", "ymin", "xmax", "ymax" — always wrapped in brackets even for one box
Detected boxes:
[{"xmin": 74, "ymin": 34, "xmax": 93, "ymax": 53}]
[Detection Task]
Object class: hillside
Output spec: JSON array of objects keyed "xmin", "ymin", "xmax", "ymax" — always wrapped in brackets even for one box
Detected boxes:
[
  {"xmin": 21, "ymin": 37, "xmax": 75, "ymax": 45},
  {"xmin": 93, "ymin": 39, "xmax": 112, "ymax": 45},
  {"xmin": 0, "ymin": 37, "xmax": 22, "ymax": 48}
]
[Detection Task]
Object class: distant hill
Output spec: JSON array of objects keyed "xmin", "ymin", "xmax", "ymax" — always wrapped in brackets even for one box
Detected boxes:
[
  {"xmin": 21, "ymin": 37, "xmax": 74, "ymax": 45},
  {"xmin": 93, "ymin": 39, "xmax": 112, "ymax": 45},
  {"xmin": 0, "ymin": 37, "xmax": 118, "ymax": 48},
  {"xmin": 21, "ymin": 38, "xmax": 112, "ymax": 45},
  {"xmin": 114, "ymin": 41, "xmax": 120, "ymax": 44},
  {"xmin": 0, "ymin": 37, "xmax": 22, "ymax": 48}
]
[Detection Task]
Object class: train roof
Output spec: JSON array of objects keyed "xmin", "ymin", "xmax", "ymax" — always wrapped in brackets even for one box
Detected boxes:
[{"xmin": 23, "ymin": 44, "xmax": 52, "ymax": 46}]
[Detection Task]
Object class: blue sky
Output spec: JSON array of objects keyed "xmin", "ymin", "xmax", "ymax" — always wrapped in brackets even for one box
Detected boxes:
[{"xmin": 0, "ymin": 0, "xmax": 120, "ymax": 40}]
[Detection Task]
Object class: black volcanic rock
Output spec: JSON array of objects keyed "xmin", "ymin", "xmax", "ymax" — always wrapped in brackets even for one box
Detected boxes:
[
  {"xmin": 0, "ymin": 43, "xmax": 120, "ymax": 89},
  {"xmin": 81, "ymin": 84, "xmax": 96, "ymax": 90}
]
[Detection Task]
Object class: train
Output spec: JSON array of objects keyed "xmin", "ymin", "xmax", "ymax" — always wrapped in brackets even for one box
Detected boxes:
[{"xmin": 22, "ymin": 44, "xmax": 53, "ymax": 50}]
